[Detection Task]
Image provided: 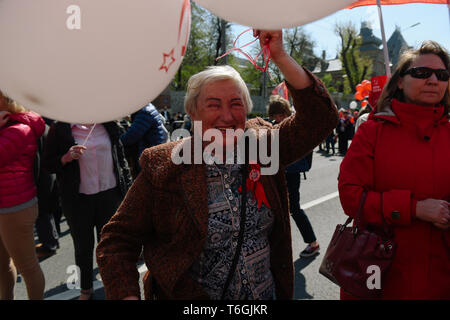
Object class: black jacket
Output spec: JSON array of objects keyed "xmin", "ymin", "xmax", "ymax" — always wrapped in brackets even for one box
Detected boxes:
[{"xmin": 42, "ymin": 121, "xmax": 132, "ymax": 202}]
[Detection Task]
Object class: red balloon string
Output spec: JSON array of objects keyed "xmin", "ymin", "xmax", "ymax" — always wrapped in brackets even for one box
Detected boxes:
[
  {"xmin": 178, "ymin": 0, "xmax": 191, "ymax": 56},
  {"xmin": 216, "ymin": 28, "xmax": 271, "ymax": 74}
]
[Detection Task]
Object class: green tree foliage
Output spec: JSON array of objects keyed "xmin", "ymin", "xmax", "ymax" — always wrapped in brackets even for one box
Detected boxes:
[
  {"xmin": 171, "ymin": 2, "xmax": 234, "ymax": 91},
  {"xmin": 238, "ymin": 66, "xmax": 261, "ymax": 95},
  {"xmin": 172, "ymin": 6, "xmax": 321, "ymax": 98},
  {"xmin": 319, "ymin": 73, "xmax": 337, "ymax": 93},
  {"xmin": 238, "ymin": 27, "xmax": 320, "ymax": 96},
  {"xmin": 284, "ymin": 27, "xmax": 319, "ymax": 72},
  {"xmin": 261, "ymin": 27, "xmax": 319, "ymax": 88},
  {"xmin": 335, "ymin": 22, "xmax": 372, "ymax": 94},
  {"xmin": 210, "ymin": 17, "xmax": 233, "ymax": 66}
]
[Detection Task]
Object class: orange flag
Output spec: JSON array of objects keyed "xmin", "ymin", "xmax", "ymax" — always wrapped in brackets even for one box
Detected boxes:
[{"xmin": 348, "ymin": 0, "xmax": 448, "ymax": 9}]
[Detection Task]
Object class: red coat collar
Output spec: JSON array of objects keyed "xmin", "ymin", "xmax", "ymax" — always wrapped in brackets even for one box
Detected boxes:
[{"xmin": 370, "ymin": 99, "xmax": 447, "ymax": 126}]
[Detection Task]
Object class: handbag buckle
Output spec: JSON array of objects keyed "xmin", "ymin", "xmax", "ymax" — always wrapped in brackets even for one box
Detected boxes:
[
  {"xmin": 384, "ymin": 240, "xmax": 393, "ymax": 252},
  {"xmin": 379, "ymin": 240, "xmax": 394, "ymax": 257}
]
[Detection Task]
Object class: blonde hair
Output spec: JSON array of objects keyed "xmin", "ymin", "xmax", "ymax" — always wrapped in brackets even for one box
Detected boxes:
[
  {"xmin": 0, "ymin": 90, "xmax": 27, "ymax": 113},
  {"xmin": 184, "ymin": 65, "xmax": 253, "ymax": 117}
]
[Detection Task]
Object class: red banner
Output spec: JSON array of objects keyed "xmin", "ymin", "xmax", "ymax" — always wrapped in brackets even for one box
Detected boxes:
[
  {"xmin": 368, "ymin": 75, "xmax": 388, "ymax": 107},
  {"xmin": 348, "ymin": 0, "xmax": 448, "ymax": 9},
  {"xmin": 272, "ymin": 82, "xmax": 289, "ymax": 100}
]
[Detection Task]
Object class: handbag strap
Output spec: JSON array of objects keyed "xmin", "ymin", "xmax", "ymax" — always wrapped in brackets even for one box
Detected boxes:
[
  {"xmin": 354, "ymin": 190, "xmax": 393, "ymax": 238},
  {"xmin": 221, "ymin": 163, "xmax": 248, "ymax": 300},
  {"xmin": 354, "ymin": 191, "xmax": 368, "ymax": 229},
  {"xmin": 372, "ymin": 118, "xmax": 394, "ymax": 236},
  {"xmin": 379, "ymin": 192, "xmax": 394, "ymax": 237}
]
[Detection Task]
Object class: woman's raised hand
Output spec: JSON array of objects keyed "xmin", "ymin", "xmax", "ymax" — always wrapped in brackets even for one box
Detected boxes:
[
  {"xmin": 253, "ymin": 29, "xmax": 312, "ymax": 90},
  {"xmin": 253, "ymin": 29, "xmax": 285, "ymax": 62}
]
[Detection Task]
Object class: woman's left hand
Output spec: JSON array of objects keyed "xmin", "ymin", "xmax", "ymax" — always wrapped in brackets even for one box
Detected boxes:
[
  {"xmin": 0, "ymin": 111, "xmax": 10, "ymax": 128},
  {"xmin": 433, "ymin": 202, "xmax": 450, "ymax": 230},
  {"xmin": 433, "ymin": 222, "xmax": 449, "ymax": 230}
]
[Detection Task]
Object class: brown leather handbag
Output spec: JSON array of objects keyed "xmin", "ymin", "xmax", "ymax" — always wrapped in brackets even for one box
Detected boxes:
[{"xmin": 319, "ymin": 191, "xmax": 396, "ymax": 299}]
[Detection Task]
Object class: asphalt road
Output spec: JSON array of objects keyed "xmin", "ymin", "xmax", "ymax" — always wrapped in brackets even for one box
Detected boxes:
[{"xmin": 14, "ymin": 146, "xmax": 346, "ymax": 300}]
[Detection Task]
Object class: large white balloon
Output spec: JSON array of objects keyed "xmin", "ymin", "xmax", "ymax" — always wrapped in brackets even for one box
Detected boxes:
[
  {"xmin": 0, "ymin": 0, "xmax": 190, "ymax": 123},
  {"xmin": 194, "ymin": 0, "xmax": 354, "ymax": 29}
]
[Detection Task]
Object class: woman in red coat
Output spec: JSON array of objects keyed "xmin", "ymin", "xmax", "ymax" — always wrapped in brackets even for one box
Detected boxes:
[
  {"xmin": 338, "ymin": 41, "xmax": 450, "ymax": 299},
  {"xmin": 0, "ymin": 91, "xmax": 46, "ymax": 299}
]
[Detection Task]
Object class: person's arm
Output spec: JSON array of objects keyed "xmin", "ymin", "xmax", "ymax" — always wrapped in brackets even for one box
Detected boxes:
[
  {"xmin": 60, "ymin": 145, "xmax": 86, "ymax": 166},
  {"xmin": 96, "ymin": 157, "xmax": 155, "ymax": 300},
  {"xmin": 109, "ymin": 121, "xmax": 133, "ymax": 191},
  {"xmin": 0, "ymin": 124, "xmax": 28, "ymax": 167},
  {"xmin": 338, "ymin": 121, "xmax": 440, "ymax": 227},
  {"xmin": 253, "ymin": 30, "xmax": 338, "ymax": 168},
  {"xmin": 120, "ymin": 111, "xmax": 153, "ymax": 147},
  {"xmin": 255, "ymin": 30, "xmax": 311, "ymax": 90},
  {"xmin": 355, "ymin": 113, "xmax": 369, "ymax": 132},
  {"xmin": 42, "ymin": 123, "xmax": 86, "ymax": 173},
  {"xmin": 416, "ymin": 199, "xmax": 450, "ymax": 230}
]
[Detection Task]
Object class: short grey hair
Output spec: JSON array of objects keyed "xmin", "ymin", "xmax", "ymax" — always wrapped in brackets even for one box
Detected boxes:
[{"xmin": 184, "ymin": 65, "xmax": 253, "ymax": 117}]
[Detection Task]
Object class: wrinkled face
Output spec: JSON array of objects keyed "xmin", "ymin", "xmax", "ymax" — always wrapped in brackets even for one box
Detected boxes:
[
  {"xmin": 398, "ymin": 54, "xmax": 448, "ymax": 106},
  {"xmin": 192, "ymin": 79, "xmax": 247, "ymax": 148}
]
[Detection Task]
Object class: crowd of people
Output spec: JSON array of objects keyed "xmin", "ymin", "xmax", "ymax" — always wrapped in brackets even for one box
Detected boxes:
[
  {"xmin": 0, "ymin": 29, "xmax": 448, "ymax": 300},
  {"xmin": 0, "ymin": 95, "xmax": 168, "ymax": 300},
  {"xmin": 317, "ymin": 103, "xmax": 374, "ymax": 157}
]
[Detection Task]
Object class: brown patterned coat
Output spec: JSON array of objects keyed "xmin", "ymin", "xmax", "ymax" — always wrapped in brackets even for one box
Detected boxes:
[{"xmin": 96, "ymin": 71, "xmax": 338, "ymax": 300}]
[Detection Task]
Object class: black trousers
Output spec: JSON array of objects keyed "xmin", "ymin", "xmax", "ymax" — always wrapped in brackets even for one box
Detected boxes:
[
  {"xmin": 338, "ymin": 134, "xmax": 348, "ymax": 155},
  {"xmin": 62, "ymin": 187, "xmax": 122, "ymax": 290},
  {"xmin": 285, "ymin": 172, "xmax": 317, "ymax": 244},
  {"xmin": 325, "ymin": 133, "xmax": 335, "ymax": 154},
  {"xmin": 35, "ymin": 172, "xmax": 59, "ymax": 249}
]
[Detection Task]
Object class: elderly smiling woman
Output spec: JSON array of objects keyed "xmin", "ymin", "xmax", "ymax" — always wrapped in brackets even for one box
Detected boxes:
[{"xmin": 96, "ymin": 30, "xmax": 338, "ymax": 300}]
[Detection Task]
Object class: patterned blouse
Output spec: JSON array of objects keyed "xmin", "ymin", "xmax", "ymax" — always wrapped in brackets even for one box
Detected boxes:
[{"xmin": 189, "ymin": 162, "xmax": 275, "ymax": 300}]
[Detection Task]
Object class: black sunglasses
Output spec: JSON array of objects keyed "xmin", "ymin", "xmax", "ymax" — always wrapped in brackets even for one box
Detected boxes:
[{"xmin": 401, "ymin": 67, "xmax": 449, "ymax": 81}]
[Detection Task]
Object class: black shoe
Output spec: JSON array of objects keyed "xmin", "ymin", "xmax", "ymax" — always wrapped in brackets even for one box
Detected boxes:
[
  {"xmin": 300, "ymin": 244, "xmax": 320, "ymax": 258},
  {"xmin": 35, "ymin": 243, "xmax": 57, "ymax": 259},
  {"xmin": 78, "ymin": 289, "xmax": 94, "ymax": 300}
]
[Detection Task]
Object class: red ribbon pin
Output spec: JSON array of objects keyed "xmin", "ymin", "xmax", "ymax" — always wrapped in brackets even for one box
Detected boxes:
[{"xmin": 238, "ymin": 163, "xmax": 271, "ymax": 209}]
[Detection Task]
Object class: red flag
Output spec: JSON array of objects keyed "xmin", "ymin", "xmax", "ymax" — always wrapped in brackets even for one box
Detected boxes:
[
  {"xmin": 348, "ymin": 0, "xmax": 448, "ymax": 9},
  {"xmin": 272, "ymin": 82, "xmax": 289, "ymax": 100},
  {"xmin": 368, "ymin": 75, "xmax": 388, "ymax": 107}
]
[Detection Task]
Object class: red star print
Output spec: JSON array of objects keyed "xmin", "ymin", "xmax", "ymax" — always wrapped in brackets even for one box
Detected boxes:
[{"xmin": 159, "ymin": 48, "xmax": 176, "ymax": 73}]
